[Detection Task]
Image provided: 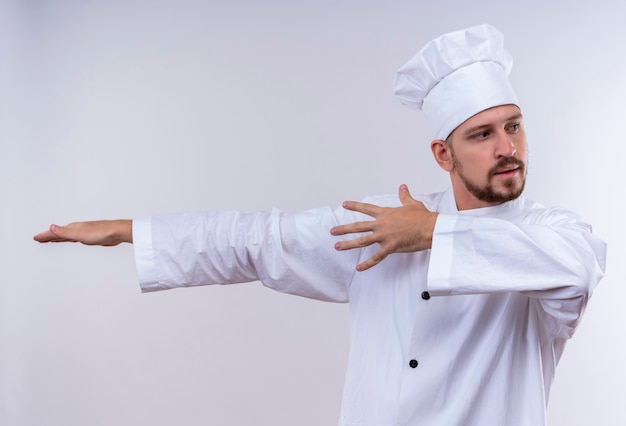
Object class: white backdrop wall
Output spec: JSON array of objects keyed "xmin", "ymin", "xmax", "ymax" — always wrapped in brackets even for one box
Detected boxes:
[{"xmin": 1, "ymin": 1, "xmax": 624, "ymax": 425}]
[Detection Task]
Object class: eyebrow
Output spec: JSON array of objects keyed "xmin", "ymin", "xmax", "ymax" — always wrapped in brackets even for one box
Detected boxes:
[{"xmin": 462, "ymin": 113, "xmax": 524, "ymax": 137}]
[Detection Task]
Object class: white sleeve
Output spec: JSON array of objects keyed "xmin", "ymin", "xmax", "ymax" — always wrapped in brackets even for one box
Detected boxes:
[
  {"xmin": 132, "ymin": 206, "xmax": 360, "ymax": 302},
  {"xmin": 427, "ymin": 208, "xmax": 607, "ymax": 339}
]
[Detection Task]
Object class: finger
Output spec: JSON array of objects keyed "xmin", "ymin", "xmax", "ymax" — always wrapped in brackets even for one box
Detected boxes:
[
  {"xmin": 334, "ymin": 233, "xmax": 379, "ymax": 251},
  {"xmin": 34, "ymin": 225, "xmax": 64, "ymax": 242},
  {"xmin": 46, "ymin": 237, "xmax": 78, "ymax": 243},
  {"xmin": 35, "ymin": 224, "xmax": 80, "ymax": 243},
  {"xmin": 341, "ymin": 200, "xmax": 382, "ymax": 218},
  {"xmin": 356, "ymin": 250, "xmax": 387, "ymax": 272},
  {"xmin": 331, "ymin": 220, "xmax": 376, "ymax": 236},
  {"xmin": 33, "ymin": 229, "xmax": 56, "ymax": 242},
  {"xmin": 398, "ymin": 184, "xmax": 420, "ymax": 206},
  {"xmin": 49, "ymin": 223, "xmax": 71, "ymax": 239}
]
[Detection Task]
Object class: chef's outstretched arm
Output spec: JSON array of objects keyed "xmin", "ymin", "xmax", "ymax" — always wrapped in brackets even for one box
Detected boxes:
[
  {"xmin": 331, "ymin": 184, "xmax": 438, "ymax": 271},
  {"xmin": 33, "ymin": 220, "xmax": 133, "ymax": 246}
]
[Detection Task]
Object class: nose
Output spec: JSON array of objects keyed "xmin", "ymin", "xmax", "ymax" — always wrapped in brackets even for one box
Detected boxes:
[{"xmin": 495, "ymin": 131, "xmax": 516, "ymax": 158}]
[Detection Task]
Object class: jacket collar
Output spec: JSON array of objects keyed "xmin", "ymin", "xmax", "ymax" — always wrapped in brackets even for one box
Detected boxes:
[{"xmin": 439, "ymin": 186, "xmax": 527, "ymax": 219}]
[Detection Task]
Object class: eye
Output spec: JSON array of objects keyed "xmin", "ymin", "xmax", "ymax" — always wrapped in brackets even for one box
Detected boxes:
[
  {"xmin": 472, "ymin": 131, "xmax": 491, "ymax": 140},
  {"xmin": 507, "ymin": 123, "xmax": 520, "ymax": 132}
]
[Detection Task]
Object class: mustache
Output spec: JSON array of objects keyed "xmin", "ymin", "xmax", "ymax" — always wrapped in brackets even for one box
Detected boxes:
[{"xmin": 489, "ymin": 157, "xmax": 525, "ymax": 177}]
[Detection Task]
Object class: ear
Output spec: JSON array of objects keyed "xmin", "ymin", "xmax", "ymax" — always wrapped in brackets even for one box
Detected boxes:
[{"xmin": 431, "ymin": 139, "xmax": 454, "ymax": 172}]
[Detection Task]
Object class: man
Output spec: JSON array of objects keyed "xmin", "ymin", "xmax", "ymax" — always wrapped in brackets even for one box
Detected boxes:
[{"xmin": 34, "ymin": 24, "xmax": 606, "ymax": 425}]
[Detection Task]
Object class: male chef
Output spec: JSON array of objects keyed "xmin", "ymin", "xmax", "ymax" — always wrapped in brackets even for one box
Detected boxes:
[{"xmin": 35, "ymin": 24, "xmax": 606, "ymax": 425}]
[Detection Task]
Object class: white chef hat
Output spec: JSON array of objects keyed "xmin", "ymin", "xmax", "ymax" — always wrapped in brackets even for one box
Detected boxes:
[{"xmin": 393, "ymin": 23, "xmax": 519, "ymax": 140}]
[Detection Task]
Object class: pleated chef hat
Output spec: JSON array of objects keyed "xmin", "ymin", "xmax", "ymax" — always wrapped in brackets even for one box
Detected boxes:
[{"xmin": 393, "ymin": 24, "xmax": 519, "ymax": 140}]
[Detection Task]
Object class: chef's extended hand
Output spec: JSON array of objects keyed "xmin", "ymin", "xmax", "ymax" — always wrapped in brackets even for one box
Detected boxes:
[
  {"xmin": 330, "ymin": 184, "xmax": 438, "ymax": 271},
  {"xmin": 33, "ymin": 220, "xmax": 133, "ymax": 246}
]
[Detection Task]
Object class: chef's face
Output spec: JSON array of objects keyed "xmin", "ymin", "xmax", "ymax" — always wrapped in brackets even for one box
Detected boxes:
[{"xmin": 434, "ymin": 104, "xmax": 528, "ymax": 210}]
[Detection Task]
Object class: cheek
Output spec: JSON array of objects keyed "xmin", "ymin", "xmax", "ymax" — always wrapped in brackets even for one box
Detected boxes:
[
  {"xmin": 453, "ymin": 143, "xmax": 496, "ymax": 176},
  {"xmin": 462, "ymin": 150, "xmax": 491, "ymax": 171},
  {"xmin": 516, "ymin": 143, "xmax": 529, "ymax": 162},
  {"xmin": 456, "ymin": 156, "xmax": 488, "ymax": 179}
]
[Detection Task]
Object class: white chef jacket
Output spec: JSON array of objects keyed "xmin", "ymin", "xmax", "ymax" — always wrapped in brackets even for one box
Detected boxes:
[{"xmin": 132, "ymin": 187, "xmax": 606, "ymax": 426}]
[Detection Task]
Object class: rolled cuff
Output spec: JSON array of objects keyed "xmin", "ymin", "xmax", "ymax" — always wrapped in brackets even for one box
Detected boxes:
[
  {"xmin": 426, "ymin": 214, "xmax": 458, "ymax": 295},
  {"xmin": 132, "ymin": 216, "xmax": 161, "ymax": 293}
]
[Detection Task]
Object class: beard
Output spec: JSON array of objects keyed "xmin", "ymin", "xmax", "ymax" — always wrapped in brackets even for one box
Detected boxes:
[{"xmin": 452, "ymin": 154, "xmax": 527, "ymax": 204}]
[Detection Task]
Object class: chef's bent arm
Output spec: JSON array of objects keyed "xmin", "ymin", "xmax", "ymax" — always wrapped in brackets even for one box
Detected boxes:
[{"xmin": 427, "ymin": 211, "xmax": 607, "ymax": 338}]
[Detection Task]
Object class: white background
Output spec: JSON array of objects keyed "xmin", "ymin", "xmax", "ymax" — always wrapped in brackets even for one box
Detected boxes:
[{"xmin": 1, "ymin": 1, "xmax": 624, "ymax": 425}]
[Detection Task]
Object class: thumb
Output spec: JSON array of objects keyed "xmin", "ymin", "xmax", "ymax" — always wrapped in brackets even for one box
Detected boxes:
[
  {"xmin": 398, "ymin": 184, "xmax": 419, "ymax": 206},
  {"xmin": 50, "ymin": 224, "xmax": 70, "ymax": 238}
]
